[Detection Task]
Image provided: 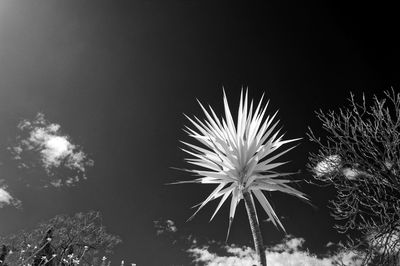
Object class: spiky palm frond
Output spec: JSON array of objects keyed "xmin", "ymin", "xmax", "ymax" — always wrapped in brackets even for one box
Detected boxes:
[{"xmin": 177, "ymin": 89, "xmax": 307, "ymax": 239}]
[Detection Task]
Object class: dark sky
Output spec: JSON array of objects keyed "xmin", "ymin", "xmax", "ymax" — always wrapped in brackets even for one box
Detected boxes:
[{"xmin": 0, "ymin": 1, "xmax": 399, "ymax": 265}]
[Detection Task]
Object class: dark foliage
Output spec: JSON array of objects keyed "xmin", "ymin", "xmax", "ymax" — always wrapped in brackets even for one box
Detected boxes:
[{"xmin": 0, "ymin": 211, "xmax": 122, "ymax": 266}]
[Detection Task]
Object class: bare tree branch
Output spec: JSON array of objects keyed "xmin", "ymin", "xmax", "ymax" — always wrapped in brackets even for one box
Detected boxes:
[{"xmin": 308, "ymin": 88, "xmax": 400, "ymax": 265}]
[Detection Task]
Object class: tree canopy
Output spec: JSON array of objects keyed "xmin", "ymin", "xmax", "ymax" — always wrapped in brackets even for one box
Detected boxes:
[{"xmin": 0, "ymin": 211, "xmax": 122, "ymax": 266}]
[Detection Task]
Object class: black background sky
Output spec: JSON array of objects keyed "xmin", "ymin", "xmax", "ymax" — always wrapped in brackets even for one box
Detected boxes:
[{"xmin": 0, "ymin": 1, "xmax": 399, "ymax": 265}]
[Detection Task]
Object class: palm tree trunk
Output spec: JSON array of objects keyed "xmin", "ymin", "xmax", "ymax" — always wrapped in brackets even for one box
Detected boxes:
[{"xmin": 243, "ymin": 190, "xmax": 267, "ymax": 266}]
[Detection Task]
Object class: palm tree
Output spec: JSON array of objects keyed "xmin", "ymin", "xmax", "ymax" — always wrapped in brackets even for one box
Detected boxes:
[{"xmin": 175, "ymin": 89, "xmax": 308, "ymax": 265}]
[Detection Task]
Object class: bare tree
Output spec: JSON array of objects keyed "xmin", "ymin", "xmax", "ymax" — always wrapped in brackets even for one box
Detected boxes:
[
  {"xmin": 0, "ymin": 211, "xmax": 122, "ymax": 266},
  {"xmin": 308, "ymin": 89, "xmax": 400, "ymax": 265}
]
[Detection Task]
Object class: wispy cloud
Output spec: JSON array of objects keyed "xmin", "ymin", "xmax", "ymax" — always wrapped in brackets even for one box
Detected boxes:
[
  {"xmin": 154, "ymin": 219, "xmax": 178, "ymax": 236},
  {"xmin": 188, "ymin": 236, "xmax": 364, "ymax": 266},
  {"xmin": 9, "ymin": 113, "xmax": 94, "ymax": 187}
]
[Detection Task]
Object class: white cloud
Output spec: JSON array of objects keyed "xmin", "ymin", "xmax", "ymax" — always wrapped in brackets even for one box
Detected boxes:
[
  {"xmin": 152, "ymin": 219, "xmax": 365, "ymax": 265},
  {"xmin": 187, "ymin": 236, "xmax": 364, "ymax": 266},
  {"xmin": 367, "ymin": 228, "xmax": 400, "ymax": 255},
  {"xmin": 332, "ymin": 250, "xmax": 364, "ymax": 266},
  {"xmin": 10, "ymin": 113, "xmax": 94, "ymax": 187},
  {"xmin": 314, "ymin": 155, "xmax": 374, "ymax": 181},
  {"xmin": 269, "ymin": 237, "xmax": 304, "ymax": 252},
  {"xmin": 341, "ymin": 168, "xmax": 364, "ymax": 180},
  {"xmin": 0, "ymin": 183, "xmax": 21, "ymax": 208},
  {"xmin": 314, "ymin": 155, "xmax": 341, "ymax": 177},
  {"xmin": 42, "ymin": 136, "xmax": 71, "ymax": 164},
  {"xmin": 0, "ymin": 187, "xmax": 12, "ymax": 206},
  {"xmin": 189, "ymin": 246, "xmax": 258, "ymax": 266}
]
